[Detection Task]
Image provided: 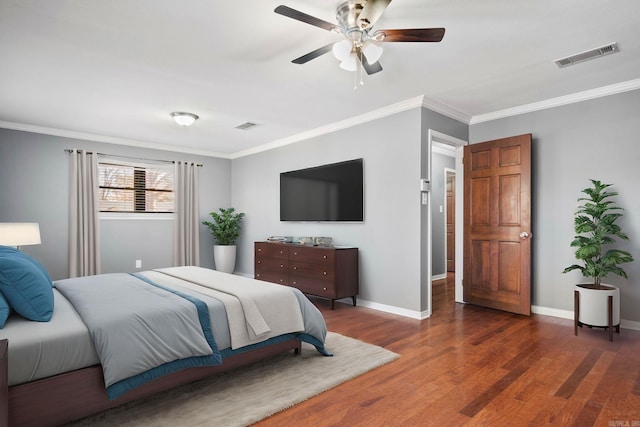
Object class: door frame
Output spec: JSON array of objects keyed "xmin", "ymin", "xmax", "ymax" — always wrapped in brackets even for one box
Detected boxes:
[{"xmin": 427, "ymin": 130, "xmax": 467, "ymax": 315}]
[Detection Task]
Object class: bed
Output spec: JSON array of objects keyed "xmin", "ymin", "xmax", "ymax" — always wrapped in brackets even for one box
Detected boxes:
[{"xmin": 0, "ymin": 263, "xmax": 330, "ymax": 427}]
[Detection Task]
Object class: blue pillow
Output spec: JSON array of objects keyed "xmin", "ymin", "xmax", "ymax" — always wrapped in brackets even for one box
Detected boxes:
[
  {"xmin": 0, "ymin": 254, "xmax": 54, "ymax": 322},
  {"xmin": 0, "ymin": 246, "xmax": 52, "ymax": 287},
  {"xmin": 0, "ymin": 292, "xmax": 9, "ymax": 328}
]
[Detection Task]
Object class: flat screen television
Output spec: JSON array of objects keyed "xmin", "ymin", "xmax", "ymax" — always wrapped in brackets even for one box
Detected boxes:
[{"xmin": 280, "ymin": 158, "xmax": 364, "ymax": 222}]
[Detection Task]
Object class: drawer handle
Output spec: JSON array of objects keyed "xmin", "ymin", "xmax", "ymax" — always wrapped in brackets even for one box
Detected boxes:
[
  {"xmin": 294, "ymin": 252, "xmax": 298, "ymax": 255},
  {"xmin": 292, "ymin": 281, "xmax": 297, "ymax": 285},
  {"xmin": 279, "ymin": 250, "xmax": 284, "ymax": 254},
  {"xmin": 257, "ymin": 260, "xmax": 261, "ymax": 264},
  {"xmin": 293, "ymin": 266, "xmax": 297, "ymax": 270},
  {"xmin": 258, "ymin": 248, "xmax": 262, "ymax": 252},
  {"xmin": 323, "ymin": 287, "xmax": 327, "ymax": 291},
  {"xmin": 280, "ymin": 264, "xmax": 284, "ymax": 268},
  {"xmin": 280, "ymin": 279, "xmax": 284, "ymax": 283},
  {"xmin": 256, "ymin": 274, "xmax": 260, "ymax": 277},
  {"xmin": 323, "ymin": 255, "xmax": 327, "ymax": 259},
  {"xmin": 323, "ymin": 271, "xmax": 327, "ymax": 275}
]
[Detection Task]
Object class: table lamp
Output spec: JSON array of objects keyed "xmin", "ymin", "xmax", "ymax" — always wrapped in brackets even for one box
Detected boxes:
[{"xmin": 0, "ymin": 223, "xmax": 42, "ymax": 249}]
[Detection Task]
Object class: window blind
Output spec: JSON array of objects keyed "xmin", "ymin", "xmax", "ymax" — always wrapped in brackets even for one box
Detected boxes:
[{"xmin": 98, "ymin": 160, "xmax": 174, "ymax": 213}]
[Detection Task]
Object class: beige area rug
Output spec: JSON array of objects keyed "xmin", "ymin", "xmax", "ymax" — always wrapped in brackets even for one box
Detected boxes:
[{"xmin": 65, "ymin": 332, "xmax": 399, "ymax": 427}]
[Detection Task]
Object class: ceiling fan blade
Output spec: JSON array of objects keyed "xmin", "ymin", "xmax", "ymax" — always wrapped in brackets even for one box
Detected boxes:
[
  {"xmin": 357, "ymin": 49, "xmax": 383, "ymax": 75},
  {"xmin": 358, "ymin": 0, "xmax": 392, "ymax": 30},
  {"xmin": 274, "ymin": 5, "xmax": 337, "ymax": 32},
  {"xmin": 377, "ymin": 28, "xmax": 445, "ymax": 42},
  {"xmin": 292, "ymin": 43, "xmax": 334, "ymax": 64}
]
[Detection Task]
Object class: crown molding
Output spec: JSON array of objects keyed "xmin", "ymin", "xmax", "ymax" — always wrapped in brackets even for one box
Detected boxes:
[
  {"xmin": 469, "ymin": 78, "xmax": 640, "ymax": 124},
  {"xmin": 421, "ymin": 97, "xmax": 472, "ymax": 124},
  {"xmin": 6, "ymin": 78, "xmax": 638, "ymax": 159},
  {"xmin": 232, "ymin": 95, "xmax": 471, "ymax": 159},
  {"xmin": 0, "ymin": 120, "xmax": 231, "ymax": 159},
  {"xmin": 231, "ymin": 96, "xmax": 427, "ymax": 158}
]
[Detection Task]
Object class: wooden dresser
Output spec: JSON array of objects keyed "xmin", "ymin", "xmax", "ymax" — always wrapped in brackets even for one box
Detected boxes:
[{"xmin": 254, "ymin": 241, "xmax": 358, "ymax": 309}]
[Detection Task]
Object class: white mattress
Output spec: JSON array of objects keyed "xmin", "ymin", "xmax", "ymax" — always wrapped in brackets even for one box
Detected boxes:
[{"xmin": 0, "ymin": 289, "xmax": 100, "ymax": 386}]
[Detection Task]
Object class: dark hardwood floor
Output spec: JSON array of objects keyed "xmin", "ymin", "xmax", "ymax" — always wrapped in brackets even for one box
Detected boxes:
[{"xmin": 256, "ymin": 274, "xmax": 640, "ymax": 426}]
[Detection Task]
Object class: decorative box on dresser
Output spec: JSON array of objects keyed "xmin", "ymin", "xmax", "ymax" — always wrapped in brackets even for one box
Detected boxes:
[{"xmin": 254, "ymin": 241, "xmax": 358, "ymax": 309}]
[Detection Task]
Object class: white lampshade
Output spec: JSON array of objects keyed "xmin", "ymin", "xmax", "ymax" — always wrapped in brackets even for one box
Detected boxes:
[
  {"xmin": 362, "ymin": 42, "xmax": 383, "ymax": 63},
  {"xmin": 0, "ymin": 223, "xmax": 41, "ymax": 247},
  {"xmin": 170, "ymin": 112, "xmax": 199, "ymax": 127},
  {"xmin": 339, "ymin": 54, "xmax": 358, "ymax": 71},
  {"xmin": 332, "ymin": 40, "xmax": 353, "ymax": 61}
]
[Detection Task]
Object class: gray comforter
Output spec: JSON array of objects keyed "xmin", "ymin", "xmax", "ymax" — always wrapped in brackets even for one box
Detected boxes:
[{"xmin": 54, "ymin": 268, "xmax": 329, "ymax": 400}]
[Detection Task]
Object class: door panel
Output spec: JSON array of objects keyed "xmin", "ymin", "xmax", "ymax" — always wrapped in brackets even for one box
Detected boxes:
[
  {"xmin": 446, "ymin": 172, "xmax": 455, "ymax": 272},
  {"xmin": 463, "ymin": 134, "xmax": 532, "ymax": 315}
]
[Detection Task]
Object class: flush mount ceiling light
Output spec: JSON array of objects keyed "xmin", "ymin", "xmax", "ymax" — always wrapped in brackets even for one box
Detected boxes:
[{"xmin": 170, "ymin": 112, "xmax": 199, "ymax": 126}]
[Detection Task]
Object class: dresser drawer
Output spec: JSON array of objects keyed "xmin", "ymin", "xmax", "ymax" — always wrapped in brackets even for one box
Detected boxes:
[
  {"xmin": 256, "ymin": 256, "xmax": 289, "ymax": 273},
  {"xmin": 290, "ymin": 277, "xmax": 336, "ymax": 298},
  {"xmin": 255, "ymin": 243, "xmax": 289, "ymax": 259},
  {"xmin": 289, "ymin": 247, "xmax": 335, "ymax": 265},
  {"xmin": 255, "ymin": 270, "xmax": 288, "ymax": 285},
  {"xmin": 290, "ymin": 261, "xmax": 335, "ymax": 282}
]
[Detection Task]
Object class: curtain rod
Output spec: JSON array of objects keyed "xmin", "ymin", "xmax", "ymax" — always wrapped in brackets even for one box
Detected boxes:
[{"xmin": 64, "ymin": 149, "xmax": 202, "ymax": 167}]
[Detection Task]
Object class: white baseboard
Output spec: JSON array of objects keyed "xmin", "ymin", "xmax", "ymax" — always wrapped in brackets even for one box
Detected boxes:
[
  {"xmin": 432, "ymin": 273, "xmax": 447, "ymax": 281},
  {"xmin": 347, "ymin": 300, "xmax": 640, "ymax": 330},
  {"xmin": 531, "ymin": 305, "xmax": 573, "ymax": 320},
  {"xmin": 532, "ymin": 305, "xmax": 640, "ymax": 331},
  {"xmin": 342, "ymin": 298, "xmax": 429, "ymax": 320},
  {"xmin": 242, "ymin": 271, "xmax": 640, "ymax": 331}
]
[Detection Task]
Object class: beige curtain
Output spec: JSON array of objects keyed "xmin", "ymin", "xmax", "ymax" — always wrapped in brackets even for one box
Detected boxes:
[
  {"xmin": 174, "ymin": 161, "xmax": 200, "ymax": 266},
  {"xmin": 69, "ymin": 150, "xmax": 101, "ymax": 277}
]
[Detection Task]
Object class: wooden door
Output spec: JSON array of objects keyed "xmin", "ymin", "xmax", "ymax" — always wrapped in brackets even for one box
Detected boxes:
[
  {"xmin": 463, "ymin": 134, "xmax": 532, "ymax": 315},
  {"xmin": 446, "ymin": 172, "xmax": 455, "ymax": 272}
]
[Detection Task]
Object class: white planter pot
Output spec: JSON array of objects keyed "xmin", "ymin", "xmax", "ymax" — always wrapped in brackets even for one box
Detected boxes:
[
  {"xmin": 214, "ymin": 245, "xmax": 237, "ymax": 274},
  {"xmin": 575, "ymin": 283, "xmax": 620, "ymax": 327}
]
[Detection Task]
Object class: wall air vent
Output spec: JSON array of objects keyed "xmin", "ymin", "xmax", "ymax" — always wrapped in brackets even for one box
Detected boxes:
[
  {"xmin": 235, "ymin": 122, "xmax": 258, "ymax": 130},
  {"xmin": 554, "ymin": 43, "xmax": 619, "ymax": 68}
]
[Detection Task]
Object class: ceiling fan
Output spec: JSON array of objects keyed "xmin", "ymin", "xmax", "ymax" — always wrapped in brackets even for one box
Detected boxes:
[{"xmin": 274, "ymin": 0, "xmax": 445, "ymax": 76}]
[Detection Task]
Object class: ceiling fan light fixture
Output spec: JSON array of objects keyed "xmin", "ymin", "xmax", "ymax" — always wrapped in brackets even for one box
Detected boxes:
[
  {"xmin": 332, "ymin": 40, "xmax": 353, "ymax": 61},
  {"xmin": 362, "ymin": 42, "xmax": 383, "ymax": 63},
  {"xmin": 370, "ymin": 30, "xmax": 386, "ymax": 42},
  {"xmin": 170, "ymin": 112, "xmax": 199, "ymax": 127},
  {"xmin": 339, "ymin": 54, "xmax": 358, "ymax": 71}
]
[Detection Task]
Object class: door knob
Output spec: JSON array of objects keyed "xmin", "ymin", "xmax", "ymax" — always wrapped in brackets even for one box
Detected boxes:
[{"xmin": 519, "ymin": 231, "xmax": 530, "ymax": 239}]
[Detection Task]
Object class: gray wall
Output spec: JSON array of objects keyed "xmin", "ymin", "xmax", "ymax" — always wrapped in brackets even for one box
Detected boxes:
[
  {"xmin": 0, "ymin": 128, "xmax": 231, "ymax": 280},
  {"xmin": 233, "ymin": 107, "xmax": 467, "ymax": 313},
  {"xmin": 6, "ymin": 89, "xmax": 636, "ymax": 321},
  {"xmin": 470, "ymin": 89, "xmax": 640, "ymax": 322}
]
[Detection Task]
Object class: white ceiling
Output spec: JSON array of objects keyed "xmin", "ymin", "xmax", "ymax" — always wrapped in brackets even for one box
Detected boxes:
[{"xmin": 2, "ymin": 0, "xmax": 640, "ymax": 158}]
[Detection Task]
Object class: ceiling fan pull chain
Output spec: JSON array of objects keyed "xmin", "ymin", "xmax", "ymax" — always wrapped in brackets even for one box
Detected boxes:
[{"xmin": 353, "ymin": 63, "xmax": 358, "ymax": 91}]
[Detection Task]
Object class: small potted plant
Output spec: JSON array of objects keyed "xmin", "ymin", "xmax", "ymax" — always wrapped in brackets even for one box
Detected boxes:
[
  {"xmin": 203, "ymin": 208, "xmax": 245, "ymax": 273},
  {"xmin": 563, "ymin": 179, "xmax": 633, "ymax": 339}
]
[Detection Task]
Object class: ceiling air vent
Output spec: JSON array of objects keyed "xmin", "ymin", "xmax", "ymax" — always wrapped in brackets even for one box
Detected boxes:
[
  {"xmin": 554, "ymin": 43, "xmax": 619, "ymax": 68},
  {"xmin": 235, "ymin": 122, "xmax": 258, "ymax": 130}
]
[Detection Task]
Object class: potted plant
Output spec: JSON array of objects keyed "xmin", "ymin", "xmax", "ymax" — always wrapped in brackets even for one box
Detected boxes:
[
  {"xmin": 563, "ymin": 179, "xmax": 633, "ymax": 339},
  {"xmin": 203, "ymin": 208, "xmax": 245, "ymax": 274}
]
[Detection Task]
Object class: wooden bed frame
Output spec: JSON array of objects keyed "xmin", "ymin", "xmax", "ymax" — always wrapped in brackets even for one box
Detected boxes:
[{"xmin": 0, "ymin": 337, "xmax": 301, "ymax": 427}]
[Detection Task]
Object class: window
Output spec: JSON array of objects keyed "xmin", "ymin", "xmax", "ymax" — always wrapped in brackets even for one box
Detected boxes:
[{"xmin": 98, "ymin": 159, "xmax": 174, "ymax": 213}]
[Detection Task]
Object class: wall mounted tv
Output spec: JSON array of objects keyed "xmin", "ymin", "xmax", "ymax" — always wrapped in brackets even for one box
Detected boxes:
[{"xmin": 280, "ymin": 158, "xmax": 364, "ymax": 222}]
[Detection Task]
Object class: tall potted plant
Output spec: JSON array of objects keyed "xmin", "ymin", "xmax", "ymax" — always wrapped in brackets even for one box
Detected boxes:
[
  {"xmin": 563, "ymin": 179, "xmax": 633, "ymax": 338},
  {"xmin": 203, "ymin": 208, "xmax": 245, "ymax": 274}
]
